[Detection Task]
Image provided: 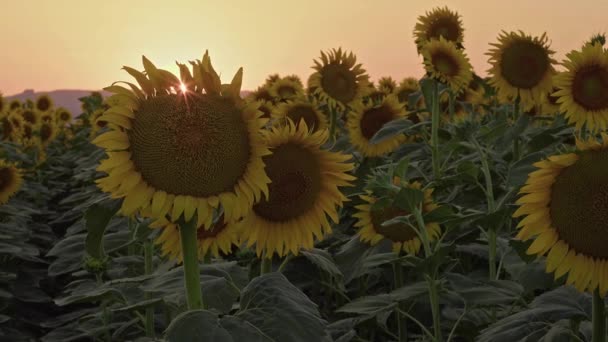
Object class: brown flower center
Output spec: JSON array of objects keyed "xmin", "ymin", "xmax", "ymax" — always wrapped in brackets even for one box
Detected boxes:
[
  {"xmin": 321, "ymin": 63, "xmax": 358, "ymax": 104},
  {"xmin": 371, "ymin": 206, "xmax": 417, "ymax": 242},
  {"xmin": 571, "ymin": 65, "xmax": 608, "ymax": 111},
  {"xmin": 0, "ymin": 167, "xmax": 13, "ymax": 193},
  {"xmin": 360, "ymin": 105, "xmax": 397, "ymax": 140},
  {"xmin": 431, "ymin": 51, "xmax": 459, "ymax": 77},
  {"xmin": 500, "ymin": 40, "xmax": 550, "ymax": 89}
]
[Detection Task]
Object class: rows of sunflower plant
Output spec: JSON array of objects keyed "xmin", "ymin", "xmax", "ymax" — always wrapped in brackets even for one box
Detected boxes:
[{"xmin": 2, "ymin": 5, "xmax": 608, "ymax": 341}]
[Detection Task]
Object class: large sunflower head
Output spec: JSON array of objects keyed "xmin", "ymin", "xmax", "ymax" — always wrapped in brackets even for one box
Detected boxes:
[
  {"xmin": 355, "ymin": 179, "xmax": 441, "ymax": 254},
  {"xmin": 414, "ymin": 6, "xmax": 464, "ymax": 52},
  {"xmin": 514, "ymin": 135, "xmax": 608, "ymax": 295},
  {"xmin": 394, "ymin": 77, "xmax": 420, "ymax": 107},
  {"xmin": 0, "ymin": 160, "xmax": 23, "ymax": 205},
  {"xmin": 35, "ymin": 95, "xmax": 53, "ymax": 113},
  {"xmin": 553, "ymin": 43, "xmax": 608, "ymax": 131},
  {"xmin": 271, "ymin": 98, "xmax": 328, "ymax": 133},
  {"xmin": 308, "ymin": 48, "xmax": 370, "ymax": 109},
  {"xmin": 93, "ymin": 51, "xmax": 271, "ymax": 224},
  {"xmin": 269, "ymin": 77, "xmax": 304, "ymax": 102},
  {"xmin": 487, "ymin": 31, "xmax": 556, "ymax": 109},
  {"xmin": 149, "ymin": 214, "xmax": 240, "ymax": 261},
  {"xmin": 347, "ymin": 95, "xmax": 411, "ymax": 157},
  {"xmin": 239, "ymin": 121, "xmax": 355, "ymax": 257},
  {"xmin": 421, "ymin": 37, "xmax": 473, "ymax": 93},
  {"xmin": 377, "ymin": 77, "xmax": 397, "ymax": 94}
]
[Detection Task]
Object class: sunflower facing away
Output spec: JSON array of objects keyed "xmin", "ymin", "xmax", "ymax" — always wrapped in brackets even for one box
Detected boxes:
[
  {"xmin": 239, "ymin": 121, "xmax": 355, "ymax": 257},
  {"xmin": 514, "ymin": 135, "xmax": 608, "ymax": 295},
  {"xmin": 422, "ymin": 37, "xmax": 473, "ymax": 93},
  {"xmin": 413, "ymin": 6, "xmax": 464, "ymax": 52},
  {"xmin": 394, "ymin": 77, "xmax": 420, "ymax": 107},
  {"xmin": 93, "ymin": 52, "xmax": 271, "ymax": 224},
  {"xmin": 347, "ymin": 95, "xmax": 411, "ymax": 157},
  {"xmin": 487, "ymin": 31, "xmax": 556, "ymax": 110},
  {"xmin": 553, "ymin": 43, "xmax": 608, "ymax": 131},
  {"xmin": 271, "ymin": 98, "xmax": 327, "ymax": 132},
  {"xmin": 35, "ymin": 95, "xmax": 53, "ymax": 113},
  {"xmin": 149, "ymin": 213, "xmax": 240, "ymax": 261},
  {"xmin": 355, "ymin": 180, "xmax": 441, "ymax": 254},
  {"xmin": 308, "ymin": 48, "xmax": 370, "ymax": 110},
  {"xmin": 0, "ymin": 160, "xmax": 23, "ymax": 205},
  {"xmin": 268, "ymin": 77, "xmax": 304, "ymax": 102}
]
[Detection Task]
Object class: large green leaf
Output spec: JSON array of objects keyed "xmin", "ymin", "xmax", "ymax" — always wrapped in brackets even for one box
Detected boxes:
[{"xmin": 84, "ymin": 203, "xmax": 120, "ymax": 259}]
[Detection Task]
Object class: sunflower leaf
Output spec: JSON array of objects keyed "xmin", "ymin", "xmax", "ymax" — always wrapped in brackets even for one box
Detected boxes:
[
  {"xmin": 368, "ymin": 118, "xmax": 412, "ymax": 145},
  {"xmin": 84, "ymin": 203, "xmax": 120, "ymax": 260}
]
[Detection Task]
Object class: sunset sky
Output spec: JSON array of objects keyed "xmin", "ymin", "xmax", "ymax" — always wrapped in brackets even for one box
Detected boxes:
[{"xmin": 2, "ymin": 0, "xmax": 607, "ymax": 96}]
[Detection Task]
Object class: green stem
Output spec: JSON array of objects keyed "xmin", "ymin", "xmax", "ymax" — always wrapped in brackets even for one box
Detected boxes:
[
  {"xmin": 475, "ymin": 140, "xmax": 497, "ymax": 280},
  {"xmin": 329, "ymin": 106, "xmax": 338, "ymax": 141},
  {"xmin": 95, "ymin": 273, "xmax": 111, "ymax": 342},
  {"xmin": 512, "ymin": 98, "xmax": 521, "ymax": 161},
  {"xmin": 393, "ymin": 260, "xmax": 407, "ymax": 342},
  {"xmin": 593, "ymin": 289, "xmax": 606, "ymax": 342},
  {"xmin": 144, "ymin": 241, "xmax": 155, "ymax": 337},
  {"xmin": 260, "ymin": 255, "xmax": 273, "ymax": 275},
  {"xmin": 427, "ymin": 275, "xmax": 443, "ymax": 342},
  {"xmin": 431, "ymin": 82, "xmax": 441, "ymax": 180},
  {"xmin": 278, "ymin": 254, "xmax": 294, "ymax": 273},
  {"xmin": 179, "ymin": 219, "xmax": 204, "ymax": 310},
  {"xmin": 448, "ymin": 90, "xmax": 455, "ymax": 123}
]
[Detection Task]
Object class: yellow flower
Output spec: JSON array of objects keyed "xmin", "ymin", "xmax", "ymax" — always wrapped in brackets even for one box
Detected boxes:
[
  {"xmin": 35, "ymin": 95, "xmax": 53, "ymax": 113},
  {"xmin": 377, "ymin": 77, "xmax": 397, "ymax": 94},
  {"xmin": 271, "ymin": 97, "xmax": 327, "ymax": 132},
  {"xmin": 93, "ymin": 52, "xmax": 271, "ymax": 225},
  {"xmin": 414, "ymin": 6, "xmax": 464, "ymax": 52},
  {"xmin": 269, "ymin": 77, "xmax": 304, "ymax": 102},
  {"xmin": 0, "ymin": 160, "xmax": 23, "ymax": 205},
  {"xmin": 514, "ymin": 134, "xmax": 608, "ymax": 295},
  {"xmin": 239, "ymin": 121, "xmax": 355, "ymax": 257},
  {"xmin": 421, "ymin": 37, "xmax": 473, "ymax": 93},
  {"xmin": 393, "ymin": 77, "xmax": 420, "ymax": 107}
]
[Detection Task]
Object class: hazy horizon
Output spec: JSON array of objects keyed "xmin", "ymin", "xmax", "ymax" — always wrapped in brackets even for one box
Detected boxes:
[{"xmin": 2, "ymin": 0, "xmax": 607, "ymax": 96}]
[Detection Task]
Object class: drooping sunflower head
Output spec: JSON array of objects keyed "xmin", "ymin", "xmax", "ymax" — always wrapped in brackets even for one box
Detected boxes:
[
  {"xmin": 239, "ymin": 121, "xmax": 355, "ymax": 257},
  {"xmin": 487, "ymin": 30, "xmax": 556, "ymax": 109},
  {"xmin": 414, "ymin": 6, "xmax": 464, "ymax": 52},
  {"xmin": 149, "ymin": 214, "xmax": 241, "ymax": 262},
  {"xmin": 553, "ymin": 43, "xmax": 608, "ymax": 132},
  {"xmin": 378, "ymin": 77, "xmax": 397, "ymax": 94},
  {"xmin": 422, "ymin": 37, "xmax": 473, "ymax": 93},
  {"xmin": 271, "ymin": 98, "xmax": 327, "ymax": 133},
  {"xmin": 93, "ymin": 51, "xmax": 271, "ymax": 224},
  {"xmin": 269, "ymin": 77, "xmax": 304, "ymax": 102},
  {"xmin": 355, "ymin": 180, "xmax": 441, "ymax": 254},
  {"xmin": 308, "ymin": 48, "xmax": 370, "ymax": 109},
  {"xmin": 394, "ymin": 77, "xmax": 420, "ymax": 107},
  {"xmin": 0, "ymin": 160, "xmax": 23, "ymax": 205},
  {"xmin": 35, "ymin": 95, "xmax": 53, "ymax": 112},
  {"xmin": 347, "ymin": 95, "xmax": 411, "ymax": 157},
  {"xmin": 39, "ymin": 121, "xmax": 57, "ymax": 146},
  {"xmin": 514, "ymin": 135, "xmax": 608, "ymax": 295},
  {"xmin": 21, "ymin": 109, "xmax": 40, "ymax": 127}
]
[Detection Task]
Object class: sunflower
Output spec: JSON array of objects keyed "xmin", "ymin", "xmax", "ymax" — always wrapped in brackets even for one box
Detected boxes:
[
  {"xmin": 553, "ymin": 43, "xmax": 608, "ymax": 131},
  {"xmin": 239, "ymin": 121, "xmax": 355, "ymax": 257},
  {"xmin": 271, "ymin": 98, "xmax": 327, "ymax": 132},
  {"xmin": 253, "ymin": 100, "xmax": 274, "ymax": 119},
  {"xmin": 39, "ymin": 121, "xmax": 57, "ymax": 146},
  {"xmin": 19, "ymin": 123, "xmax": 39, "ymax": 147},
  {"xmin": 264, "ymin": 74, "xmax": 281, "ymax": 87},
  {"xmin": 56, "ymin": 108, "xmax": 72, "ymax": 126},
  {"xmin": 439, "ymin": 93, "xmax": 470, "ymax": 123},
  {"xmin": 413, "ymin": 6, "xmax": 464, "ymax": 52},
  {"xmin": 21, "ymin": 109, "xmax": 40, "ymax": 127},
  {"xmin": 93, "ymin": 52, "xmax": 271, "ymax": 224},
  {"xmin": 1, "ymin": 116, "xmax": 17, "ymax": 141},
  {"xmin": 421, "ymin": 37, "xmax": 473, "ymax": 93},
  {"xmin": 40, "ymin": 112, "xmax": 54, "ymax": 124},
  {"xmin": 347, "ymin": 95, "xmax": 411, "ymax": 157},
  {"xmin": 308, "ymin": 48, "xmax": 370, "ymax": 110},
  {"xmin": 355, "ymin": 180, "xmax": 441, "ymax": 254},
  {"xmin": 35, "ymin": 95, "xmax": 53, "ymax": 112},
  {"xmin": 377, "ymin": 77, "xmax": 397, "ymax": 94},
  {"xmin": 248, "ymin": 85, "xmax": 274, "ymax": 103},
  {"xmin": 149, "ymin": 214, "xmax": 240, "ymax": 261},
  {"xmin": 8, "ymin": 100, "xmax": 21, "ymax": 112},
  {"xmin": 269, "ymin": 77, "xmax": 304, "ymax": 102},
  {"xmin": 541, "ymin": 86, "xmax": 561, "ymax": 115},
  {"xmin": 89, "ymin": 109, "xmax": 109, "ymax": 138},
  {"xmin": 514, "ymin": 135, "xmax": 608, "ymax": 295},
  {"xmin": 0, "ymin": 160, "xmax": 23, "ymax": 205},
  {"xmin": 487, "ymin": 31, "xmax": 556, "ymax": 110},
  {"xmin": 284, "ymin": 74, "xmax": 304, "ymax": 87},
  {"xmin": 394, "ymin": 77, "xmax": 420, "ymax": 107}
]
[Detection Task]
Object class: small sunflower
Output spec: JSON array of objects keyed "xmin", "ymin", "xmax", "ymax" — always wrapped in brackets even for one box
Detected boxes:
[
  {"xmin": 413, "ymin": 6, "xmax": 464, "ymax": 52},
  {"xmin": 355, "ymin": 180, "xmax": 441, "ymax": 254},
  {"xmin": 239, "ymin": 121, "xmax": 355, "ymax": 257},
  {"xmin": 421, "ymin": 37, "xmax": 473, "ymax": 93},
  {"xmin": 284, "ymin": 74, "xmax": 304, "ymax": 86},
  {"xmin": 8, "ymin": 100, "xmax": 21, "ymax": 112},
  {"xmin": 248, "ymin": 85, "xmax": 274, "ymax": 103},
  {"xmin": 149, "ymin": 214, "xmax": 240, "ymax": 261},
  {"xmin": 0, "ymin": 160, "xmax": 23, "ymax": 205},
  {"xmin": 514, "ymin": 135, "xmax": 608, "ymax": 295},
  {"xmin": 39, "ymin": 121, "xmax": 57, "ymax": 146},
  {"xmin": 35, "ymin": 95, "xmax": 53, "ymax": 112},
  {"xmin": 269, "ymin": 77, "xmax": 304, "ymax": 102},
  {"xmin": 93, "ymin": 52, "xmax": 271, "ymax": 225},
  {"xmin": 19, "ymin": 123, "xmax": 39, "ymax": 148},
  {"xmin": 553, "ymin": 43, "xmax": 608, "ymax": 131},
  {"xmin": 271, "ymin": 98, "xmax": 328, "ymax": 132},
  {"xmin": 377, "ymin": 77, "xmax": 397, "ymax": 94},
  {"xmin": 56, "ymin": 108, "xmax": 72, "ymax": 126},
  {"xmin": 21, "ymin": 109, "xmax": 40, "ymax": 127},
  {"xmin": 347, "ymin": 95, "xmax": 410, "ymax": 157},
  {"xmin": 40, "ymin": 112, "xmax": 54, "ymax": 124},
  {"xmin": 264, "ymin": 74, "xmax": 281, "ymax": 87},
  {"xmin": 1, "ymin": 116, "xmax": 17, "ymax": 141},
  {"xmin": 487, "ymin": 31, "xmax": 556, "ymax": 110},
  {"xmin": 394, "ymin": 77, "xmax": 420, "ymax": 107},
  {"xmin": 308, "ymin": 48, "xmax": 370, "ymax": 109}
]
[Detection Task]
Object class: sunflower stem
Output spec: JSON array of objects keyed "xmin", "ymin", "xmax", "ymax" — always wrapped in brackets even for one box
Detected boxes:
[
  {"xmin": 392, "ymin": 259, "xmax": 408, "ymax": 342},
  {"xmin": 178, "ymin": 219, "xmax": 204, "ymax": 310},
  {"xmin": 431, "ymin": 82, "xmax": 441, "ymax": 180},
  {"xmin": 512, "ymin": 97, "xmax": 521, "ymax": 161},
  {"xmin": 260, "ymin": 254, "xmax": 273, "ymax": 275},
  {"xmin": 427, "ymin": 274, "xmax": 443, "ymax": 342},
  {"xmin": 329, "ymin": 106, "xmax": 338, "ymax": 141},
  {"xmin": 593, "ymin": 289, "xmax": 606, "ymax": 342},
  {"xmin": 448, "ymin": 90, "xmax": 455, "ymax": 123},
  {"xmin": 143, "ymin": 241, "xmax": 155, "ymax": 338}
]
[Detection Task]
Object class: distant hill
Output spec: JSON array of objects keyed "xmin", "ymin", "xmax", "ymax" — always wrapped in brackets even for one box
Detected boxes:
[
  {"xmin": 5, "ymin": 89, "xmax": 254, "ymax": 116},
  {"xmin": 5, "ymin": 89, "xmax": 110, "ymax": 116}
]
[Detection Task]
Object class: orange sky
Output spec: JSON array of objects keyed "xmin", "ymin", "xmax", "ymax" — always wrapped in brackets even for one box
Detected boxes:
[{"xmin": 1, "ymin": 0, "xmax": 606, "ymax": 96}]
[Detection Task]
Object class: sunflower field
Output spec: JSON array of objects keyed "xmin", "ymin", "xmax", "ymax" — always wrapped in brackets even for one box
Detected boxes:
[{"xmin": 2, "ymin": 6, "xmax": 608, "ymax": 342}]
